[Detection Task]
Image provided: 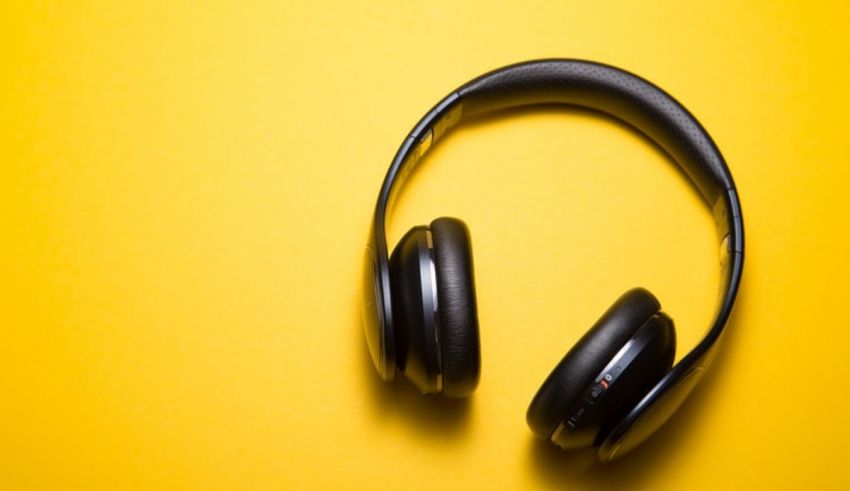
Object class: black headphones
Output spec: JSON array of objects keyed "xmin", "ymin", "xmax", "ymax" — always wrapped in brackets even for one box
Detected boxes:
[{"xmin": 361, "ymin": 59, "xmax": 744, "ymax": 461}]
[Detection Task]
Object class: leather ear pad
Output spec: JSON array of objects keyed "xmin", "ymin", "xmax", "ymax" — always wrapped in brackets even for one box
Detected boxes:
[
  {"xmin": 430, "ymin": 217, "xmax": 481, "ymax": 398},
  {"xmin": 526, "ymin": 288, "xmax": 661, "ymax": 439}
]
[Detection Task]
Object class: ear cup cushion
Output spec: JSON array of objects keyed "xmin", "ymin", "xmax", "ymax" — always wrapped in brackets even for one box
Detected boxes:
[
  {"xmin": 526, "ymin": 288, "xmax": 661, "ymax": 439},
  {"xmin": 430, "ymin": 217, "xmax": 481, "ymax": 398}
]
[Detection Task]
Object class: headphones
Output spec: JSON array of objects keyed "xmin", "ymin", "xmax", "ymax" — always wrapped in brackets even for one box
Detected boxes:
[{"xmin": 361, "ymin": 59, "xmax": 744, "ymax": 461}]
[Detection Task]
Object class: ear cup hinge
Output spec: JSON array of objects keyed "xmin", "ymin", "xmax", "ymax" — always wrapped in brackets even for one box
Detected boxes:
[{"xmin": 409, "ymin": 91, "xmax": 463, "ymax": 144}]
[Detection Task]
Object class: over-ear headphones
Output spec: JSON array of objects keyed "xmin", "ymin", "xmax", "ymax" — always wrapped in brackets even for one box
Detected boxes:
[{"xmin": 361, "ymin": 59, "xmax": 744, "ymax": 461}]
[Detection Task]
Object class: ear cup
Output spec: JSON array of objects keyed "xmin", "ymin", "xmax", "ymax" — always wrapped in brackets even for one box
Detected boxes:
[
  {"xmin": 551, "ymin": 312, "xmax": 676, "ymax": 449},
  {"xmin": 389, "ymin": 226, "xmax": 443, "ymax": 393},
  {"xmin": 430, "ymin": 217, "xmax": 481, "ymax": 398},
  {"xmin": 526, "ymin": 288, "xmax": 661, "ymax": 440}
]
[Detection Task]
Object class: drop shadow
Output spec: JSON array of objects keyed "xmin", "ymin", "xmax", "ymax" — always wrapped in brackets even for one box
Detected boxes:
[
  {"xmin": 525, "ymin": 281, "xmax": 749, "ymax": 489},
  {"xmin": 351, "ymin": 298, "xmax": 473, "ymax": 442}
]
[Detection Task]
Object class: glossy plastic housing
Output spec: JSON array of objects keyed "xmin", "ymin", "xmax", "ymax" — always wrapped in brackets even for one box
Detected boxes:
[
  {"xmin": 389, "ymin": 227, "xmax": 442, "ymax": 393},
  {"xmin": 551, "ymin": 313, "xmax": 676, "ymax": 450},
  {"xmin": 362, "ymin": 59, "xmax": 744, "ymax": 458}
]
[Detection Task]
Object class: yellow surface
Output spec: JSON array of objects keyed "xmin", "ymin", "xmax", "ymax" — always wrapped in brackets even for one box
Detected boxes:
[{"xmin": 2, "ymin": 1, "xmax": 849, "ymax": 489}]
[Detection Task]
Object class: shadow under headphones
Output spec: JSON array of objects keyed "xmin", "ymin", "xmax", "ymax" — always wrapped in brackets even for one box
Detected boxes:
[{"xmin": 361, "ymin": 59, "xmax": 744, "ymax": 461}]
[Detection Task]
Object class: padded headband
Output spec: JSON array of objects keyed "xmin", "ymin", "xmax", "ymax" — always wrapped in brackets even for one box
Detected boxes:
[{"xmin": 367, "ymin": 61, "xmax": 744, "ymax": 427}]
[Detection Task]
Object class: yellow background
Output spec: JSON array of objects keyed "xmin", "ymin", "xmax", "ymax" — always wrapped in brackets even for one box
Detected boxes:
[{"xmin": 3, "ymin": 1, "xmax": 849, "ymax": 489}]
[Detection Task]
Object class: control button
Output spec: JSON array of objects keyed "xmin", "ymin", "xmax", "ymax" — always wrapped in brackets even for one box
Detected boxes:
[{"xmin": 566, "ymin": 406, "xmax": 585, "ymax": 431}]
